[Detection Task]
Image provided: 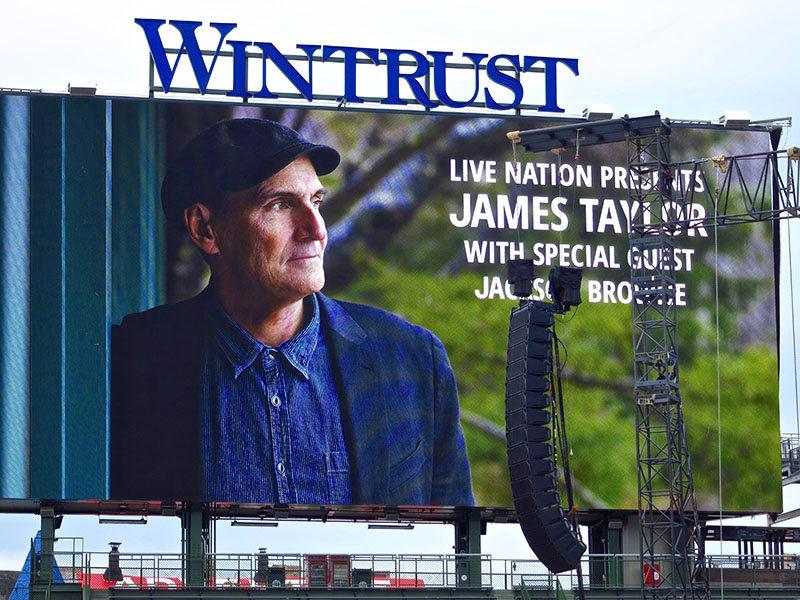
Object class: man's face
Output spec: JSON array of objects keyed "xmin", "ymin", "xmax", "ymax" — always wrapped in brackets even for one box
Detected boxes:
[{"xmin": 208, "ymin": 157, "xmax": 328, "ymax": 307}]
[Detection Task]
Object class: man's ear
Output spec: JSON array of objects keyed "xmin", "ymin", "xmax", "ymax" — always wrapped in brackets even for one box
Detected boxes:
[{"xmin": 184, "ymin": 203, "xmax": 220, "ymax": 256}]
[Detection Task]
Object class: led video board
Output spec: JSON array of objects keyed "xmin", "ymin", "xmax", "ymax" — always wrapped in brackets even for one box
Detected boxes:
[{"xmin": 0, "ymin": 93, "xmax": 781, "ymax": 512}]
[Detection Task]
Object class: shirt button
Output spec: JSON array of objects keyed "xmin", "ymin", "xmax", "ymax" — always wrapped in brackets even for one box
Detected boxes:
[
  {"xmin": 270, "ymin": 395, "xmax": 281, "ymax": 408},
  {"xmin": 277, "ymin": 462, "xmax": 286, "ymax": 475}
]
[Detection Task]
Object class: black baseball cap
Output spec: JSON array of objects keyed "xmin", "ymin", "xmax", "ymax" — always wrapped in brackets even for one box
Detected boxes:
[{"xmin": 161, "ymin": 118, "xmax": 340, "ymax": 225}]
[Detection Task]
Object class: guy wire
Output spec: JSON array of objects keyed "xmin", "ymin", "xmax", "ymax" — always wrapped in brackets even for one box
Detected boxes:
[
  {"xmin": 788, "ymin": 217, "xmax": 800, "ymax": 436},
  {"xmin": 512, "ymin": 140, "xmax": 522, "ymax": 247},
  {"xmin": 713, "ymin": 175, "xmax": 724, "ymax": 598}
]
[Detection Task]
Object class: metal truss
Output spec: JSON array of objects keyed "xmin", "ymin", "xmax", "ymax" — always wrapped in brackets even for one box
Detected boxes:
[
  {"xmin": 626, "ymin": 123, "xmax": 709, "ymax": 600},
  {"xmin": 628, "ymin": 137, "xmax": 797, "ymax": 600},
  {"xmin": 627, "ymin": 140, "xmax": 797, "ymax": 600},
  {"xmin": 653, "ymin": 148, "xmax": 799, "ymax": 231}
]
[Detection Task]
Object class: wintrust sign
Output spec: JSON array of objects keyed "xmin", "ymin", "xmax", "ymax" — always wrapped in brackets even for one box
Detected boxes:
[{"xmin": 136, "ymin": 19, "xmax": 580, "ymax": 112}]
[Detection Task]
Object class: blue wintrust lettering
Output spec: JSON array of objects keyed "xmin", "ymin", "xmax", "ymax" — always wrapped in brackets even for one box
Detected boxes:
[{"xmin": 135, "ymin": 19, "xmax": 580, "ymax": 112}]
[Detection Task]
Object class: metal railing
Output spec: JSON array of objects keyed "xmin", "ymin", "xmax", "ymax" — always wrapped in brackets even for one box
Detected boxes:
[
  {"xmin": 782, "ymin": 434, "xmax": 800, "ymax": 478},
  {"xmin": 45, "ymin": 551, "xmax": 800, "ymax": 592}
]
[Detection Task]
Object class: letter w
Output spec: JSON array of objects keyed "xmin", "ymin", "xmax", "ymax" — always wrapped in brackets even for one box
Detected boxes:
[
  {"xmin": 135, "ymin": 19, "xmax": 237, "ymax": 93},
  {"xmin": 463, "ymin": 241, "xmax": 488, "ymax": 263}
]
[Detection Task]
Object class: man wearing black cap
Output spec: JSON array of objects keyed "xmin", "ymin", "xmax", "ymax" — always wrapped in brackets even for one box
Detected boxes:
[{"xmin": 111, "ymin": 118, "xmax": 473, "ymax": 507}]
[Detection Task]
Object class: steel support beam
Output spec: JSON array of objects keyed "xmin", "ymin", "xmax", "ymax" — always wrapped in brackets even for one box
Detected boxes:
[
  {"xmin": 182, "ymin": 503, "xmax": 211, "ymax": 587},
  {"xmin": 455, "ymin": 508, "xmax": 484, "ymax": 587}
]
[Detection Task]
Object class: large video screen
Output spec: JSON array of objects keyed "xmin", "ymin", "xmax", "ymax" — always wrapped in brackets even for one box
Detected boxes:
[{"xmin": 0, "ymin": 93, "xmax": 781, "ymax": 512}]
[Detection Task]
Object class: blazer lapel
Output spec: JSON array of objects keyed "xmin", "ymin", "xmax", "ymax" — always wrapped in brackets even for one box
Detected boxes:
[{"xmin": 317, "ymin": 294, "xmax": 389, "ymax": 504}]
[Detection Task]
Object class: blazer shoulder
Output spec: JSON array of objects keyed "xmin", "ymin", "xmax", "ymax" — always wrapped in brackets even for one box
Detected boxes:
[
  {"xmin": 115, "ymin": 290, "xmax": 211, "ymax": 340},
  {"xmin": 320, "ymin": 294, "xmax": 432, "ymax": 342}
]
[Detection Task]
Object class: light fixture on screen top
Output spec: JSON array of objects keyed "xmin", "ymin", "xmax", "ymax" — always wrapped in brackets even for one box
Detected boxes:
[
  {"xmin": 583, "ymin": 104, "xmax": 614, "ymax": 121},
  {"xmin": 68, "ymin": 81, "xmax": 97, "ymax": 96},
  {"xmin": 720, "ymin": 110, "xmax": 751, "ymax": 128},
  {"xmin": 98, "ymin": 516, "xmax": 148, "ymax": 525},
  {"xmin": 231, "ymin": 519, "xmax": 279, "ymax": 527}
]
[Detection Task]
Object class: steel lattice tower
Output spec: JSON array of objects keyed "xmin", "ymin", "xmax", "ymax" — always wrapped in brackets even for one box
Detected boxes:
[{"xmin": 626, "ymin": 122, "xmax": 708, "ymax": 600}]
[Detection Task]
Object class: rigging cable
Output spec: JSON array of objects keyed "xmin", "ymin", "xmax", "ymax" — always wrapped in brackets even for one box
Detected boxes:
[
  {"xmin": 713, "ymin": 173, "xmax": 724, "ymax": 598},
  {"xmin": 512, "ymin": 139, "xmax": 521, "ymax": 247},
  {"xmin": 552, "ymin": 324, "xmax": 574, "ymax": 513},
  {"xmin": 557, "ymin": 149, "xmax": 563, "ymax": 246},
  {"xmin": 788, "ymin": 192, "xmax": 799, "ymax": 437},
  {"xmin": 779, "ymin": 126, "xmax": 800, "ymax": 436},
  {"xmin": 552, "ymin": 322, "xmax": 585, "ymax": 600}
]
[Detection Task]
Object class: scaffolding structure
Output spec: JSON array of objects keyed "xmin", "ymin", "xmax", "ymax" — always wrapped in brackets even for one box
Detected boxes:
[
  {"xmin": 625, "ymin": 121, "xmax": 707, "ymax": 600},
  {"xmin": 509, "ymin": 112, "xmax": 798, "ymax": 600}
]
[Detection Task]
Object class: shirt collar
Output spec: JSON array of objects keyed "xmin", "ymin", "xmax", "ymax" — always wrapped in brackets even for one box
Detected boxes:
[{"xmin": 213, "ymin": 294, "xmax": 320, "ymax": 380}]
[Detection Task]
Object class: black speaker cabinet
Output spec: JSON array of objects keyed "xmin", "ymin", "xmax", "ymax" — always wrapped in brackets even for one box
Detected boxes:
[{"xmin": 506, "ymin": 302, "xmax": 586, "ymax": 573}]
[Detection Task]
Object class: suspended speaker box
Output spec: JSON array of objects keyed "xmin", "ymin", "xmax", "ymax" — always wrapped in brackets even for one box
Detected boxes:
[{"xmin": 505, "ymin": 301, "xmax": 586, "ymax": 573}]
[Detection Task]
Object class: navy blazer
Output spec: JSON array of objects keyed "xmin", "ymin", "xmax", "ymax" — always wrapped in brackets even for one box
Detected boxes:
[{"xmin": 110, "ymin": 289, "xmax": 474, "ymax": 506}]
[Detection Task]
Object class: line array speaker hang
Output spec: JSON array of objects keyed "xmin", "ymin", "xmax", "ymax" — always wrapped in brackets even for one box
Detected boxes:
[{"xmin": 506, "ymin": 301, "xmax": 586, "ymax": 573}]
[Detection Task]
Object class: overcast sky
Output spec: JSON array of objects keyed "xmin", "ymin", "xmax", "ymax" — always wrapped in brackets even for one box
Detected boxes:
[
  {"xmin": 1, "ymin": 1, "xmax": 798, "ymax": 124},
  {"xmin": 1, "ymin": 0, "xmax": 799, "ymax": 572}
]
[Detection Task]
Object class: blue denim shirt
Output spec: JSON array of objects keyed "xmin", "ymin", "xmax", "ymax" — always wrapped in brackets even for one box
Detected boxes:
[{"xmin": 203, "ymin": 294, "xmax": 351, "ymax": 503}]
